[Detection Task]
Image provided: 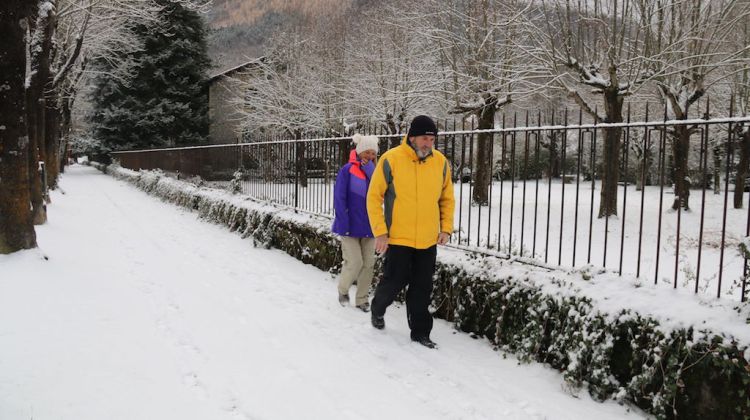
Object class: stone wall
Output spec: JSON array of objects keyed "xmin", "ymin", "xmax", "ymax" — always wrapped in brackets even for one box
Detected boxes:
[{"xmin": 208, "ymin": 72, "xmax": 251, "ymax": 144}]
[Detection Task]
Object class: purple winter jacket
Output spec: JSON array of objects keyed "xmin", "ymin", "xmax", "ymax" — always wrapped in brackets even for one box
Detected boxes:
[{"xmin": 331, "ymin": 149, "xmax": 375, "ymax": 238}]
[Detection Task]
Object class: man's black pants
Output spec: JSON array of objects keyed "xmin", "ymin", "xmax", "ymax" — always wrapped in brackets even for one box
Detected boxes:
[{"xmin": 371, "ymin": 244, "xmax": 437, "ymax": 340}]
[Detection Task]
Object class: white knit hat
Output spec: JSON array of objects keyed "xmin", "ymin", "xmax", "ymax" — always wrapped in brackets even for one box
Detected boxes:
[{"xmin": 352, "ymin": 134, "xmax": 379, "ymax": 155}]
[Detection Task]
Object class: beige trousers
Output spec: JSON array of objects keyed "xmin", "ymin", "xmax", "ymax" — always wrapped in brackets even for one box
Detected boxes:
[{"xmin": 338, "ymin": 236, "xmax": 376, "ymax": 305}]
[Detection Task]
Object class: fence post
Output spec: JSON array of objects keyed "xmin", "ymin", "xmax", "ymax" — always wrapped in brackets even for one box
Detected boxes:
[
  {"xmin": 719, "ymin": 96, "xmax": 736, "ymax": 298},
  {"xmin": 294, "ymin": 138, "xmax": 300, "ymax": 211}
]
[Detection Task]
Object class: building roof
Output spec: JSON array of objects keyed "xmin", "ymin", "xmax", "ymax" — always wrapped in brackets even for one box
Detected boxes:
[{"xmin": 208, "ymin": 57, "xmax": 265, "ymax": 83}]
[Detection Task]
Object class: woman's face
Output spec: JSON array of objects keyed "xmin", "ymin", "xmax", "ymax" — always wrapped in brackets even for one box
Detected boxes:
[{"xmin": 359, "ymin": 149, "xmax": 376, "ymax": 164}]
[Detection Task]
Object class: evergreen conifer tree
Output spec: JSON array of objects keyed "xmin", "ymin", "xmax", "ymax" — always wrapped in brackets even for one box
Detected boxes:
[{"xmin": 89, "ymin": 0, "xmax": 211, "ymax": 150}]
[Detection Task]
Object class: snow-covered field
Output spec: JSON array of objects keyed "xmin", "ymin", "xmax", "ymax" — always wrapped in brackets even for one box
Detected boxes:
[
  {"xmin": 231, "ymin": 176, "xmax": 749, "ymax": 300},
  {"xmin": 0, "ymin": 165, "xmax": 645, "ymax": 420}
]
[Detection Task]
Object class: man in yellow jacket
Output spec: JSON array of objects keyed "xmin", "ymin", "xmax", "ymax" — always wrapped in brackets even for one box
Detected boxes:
[{"xmin": 367, "ymin": 115, "xmax": 455, "ymax": 349}]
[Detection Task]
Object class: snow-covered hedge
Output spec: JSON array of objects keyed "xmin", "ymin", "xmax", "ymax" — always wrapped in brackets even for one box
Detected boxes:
[
  {"xmin": 432, "ymin": 262, "xmax": 750, "ymax": 419},
  {"xmin": 92, "ymin": 162, "xmax": 750, "ymax": 420}
]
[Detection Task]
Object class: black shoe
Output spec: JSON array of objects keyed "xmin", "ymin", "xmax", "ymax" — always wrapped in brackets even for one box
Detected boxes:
[
  {"xmin": 356, "ymin": 302, "xmax": 370, "ymax": 312},
  {"xmin": 371, "ymin": 313, "xmax": 385, "ymax": 329},
  {"xmin": 412, "ymin": 336, "xmax": 437, "ymax": 349},
  {"xmin": 338, "ymin": 293, "xmax": 349, "ymax": 306}
]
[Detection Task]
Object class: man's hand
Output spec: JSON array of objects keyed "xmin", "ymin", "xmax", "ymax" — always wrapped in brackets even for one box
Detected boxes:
[
  {"xmin": 375, "ymin": 234, "xmax": 389, "ymax": 254},
  {"xmin": 438, "ymin": 232, "xmax": 450, "ymax": 245}
]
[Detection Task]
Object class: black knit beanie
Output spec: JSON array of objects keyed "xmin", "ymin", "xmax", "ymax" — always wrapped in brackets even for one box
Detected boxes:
[{"xmin": 407, "ymin": 115, "xmax": 438, "ymax": 137}]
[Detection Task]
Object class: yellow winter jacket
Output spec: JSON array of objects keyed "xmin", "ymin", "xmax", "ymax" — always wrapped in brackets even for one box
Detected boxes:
[{"xmin": 367, "ymin": 137, "xmax": 455, "ymax": 249}]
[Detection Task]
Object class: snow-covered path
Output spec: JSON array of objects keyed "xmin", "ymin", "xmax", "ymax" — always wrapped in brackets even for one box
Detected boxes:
[{"xmin": 0, "ymin": 165, "xmax": 645, "ymax": 420}]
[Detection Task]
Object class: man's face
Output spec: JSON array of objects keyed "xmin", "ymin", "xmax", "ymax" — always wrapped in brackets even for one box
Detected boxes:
[{"xmin": 410, "ymin": 135, "xmax": 435, "ymax": 159}]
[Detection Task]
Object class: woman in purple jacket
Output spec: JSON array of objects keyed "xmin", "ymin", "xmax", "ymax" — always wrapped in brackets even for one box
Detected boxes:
[{"xmin": 332, "ymin": 134, "xmax": 379, "ymax": 311}]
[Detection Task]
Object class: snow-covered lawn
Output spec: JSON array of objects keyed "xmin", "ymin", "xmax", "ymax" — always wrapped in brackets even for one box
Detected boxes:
[
  {"xmin": 0, "ymin": 165, "xmax": 645, "ymax": 420},
  {"xmin": 231, "ymin": 176, "xmax": 749, "ymax": 300}
]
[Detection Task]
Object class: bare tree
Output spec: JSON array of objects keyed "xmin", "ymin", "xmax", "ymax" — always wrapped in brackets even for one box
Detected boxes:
[
  {"xmin": 343, "ymin": 0, "xmax": 440, "ymax": 147},
  {"xmin": 418, "ymin": 0, "xmax": 533, "ymax": 205},
  {"xmin": 630, "ymin": 132, "xmax": 655, "ymax": 191},
  {"xmin": 235, "ymin": 36, "xmax": 327, "ymax": 137},
  {"xmin": 1, "ymin": 0, "xmax": 160, "ymax": 251},
  {"xmin": 731, "ymin": 18, "xmax": 750, "ymax": 208},
  {"xmin": 233, "ymin": 31, "xmax": 332, "ymax": 187},
  {"xmin": 21, "ymin": 0, "xmax": 158, "ymax": 224},
  {"xmin": 26, "ymin": 0, "xmax": 57, "ymax": 224},
  {"xmin": 43, "ymin": 0, "xmax": 91, "ymax": 189},
  {"xmin": 1, "ymin": 0, "xmax": 38, "ymax": 253},
  {"xmin": 530, "ymin": 0, "xmax": 689, "ymax": 217},
  {"xmin": 647, "ymin": 0, "xmax": 750, "ymax": 210}
]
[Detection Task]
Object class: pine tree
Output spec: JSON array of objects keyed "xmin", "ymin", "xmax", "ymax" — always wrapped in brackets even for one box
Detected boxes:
[{"xmin": 89, "ymin": 0, "xmax": 211, "ymax": 150}]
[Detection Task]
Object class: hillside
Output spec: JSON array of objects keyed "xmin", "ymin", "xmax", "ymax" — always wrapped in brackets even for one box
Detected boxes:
[
  {"xmin": 208, "ymin": 0, "xmax": 346, "ymax": 28},
  {"xmin": 206, "ymin": 0, "xmax": 354, "ymax": 72}
]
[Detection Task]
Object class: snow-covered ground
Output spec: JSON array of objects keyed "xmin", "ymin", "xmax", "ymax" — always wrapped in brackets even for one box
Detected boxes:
[
  {"xmin": 230, "ymin": 176, "xmax": 749, "ymax": 300},
  {"xmin": 0, "ymin": 165, "xmax": 646, "ymax": 420}
]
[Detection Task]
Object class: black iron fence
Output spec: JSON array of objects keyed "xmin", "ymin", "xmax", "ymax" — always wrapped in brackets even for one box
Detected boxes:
[{"xmin": 112, "ymin": 104, "xmax": 750, "ymax": 301}]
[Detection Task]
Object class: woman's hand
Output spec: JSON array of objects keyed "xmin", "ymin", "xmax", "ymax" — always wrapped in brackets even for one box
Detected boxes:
[{"xmin": 375, "ymin": 234, "xmax": 389, "ymax": 254}]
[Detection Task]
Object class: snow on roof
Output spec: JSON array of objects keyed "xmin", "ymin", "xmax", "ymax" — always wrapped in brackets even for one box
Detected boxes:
[{"xmin": 208, "ymin": 57, "xmax": 265, "ymax": 83}]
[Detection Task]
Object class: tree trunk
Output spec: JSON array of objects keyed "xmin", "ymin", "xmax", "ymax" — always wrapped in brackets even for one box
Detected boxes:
[
  {"xmin": 262, "ymin": 144, "xmax": 274, "ymax": 182},
  {"xmin": 45, "ymin": 99, "xmax": 61, "ymax": 190},
  {"xmin": 0, "ymin": 0, "xmax": 37, "ymax": 253},
  {"xmin": 547, "ymin": 132, "xmax": 560, "ymax": 178},
  {"xmin": 59, "ymin": 96, "xmax": 73, "ymax": 174},
  {"xmin": 43, "ymin": 2, "xmax": 60, "ymax": 191},
  {"xmin": 635, "ymin": 158, "xmax": 653, "ymax": 191},
  {"xmin": 386, "ymin": 113, "xmax": 400, "ymax": 149},
  {"xmin": 671, "ymin": 125, "xmax": 691, "ymax": 210},
  {"xmin": 472, "ymin": 101, "xmax": 496, "ymax": 206},
  {"xmin": 636, "ymin": 158, "xmax": 644, "ymax": 191},
  {"xmin": 338, "ymin": 138, "xmax": 349, "ymax": 166},
  {"xmin": 26, "ymin": 95, "xmax": 47, "ymax": 224},
  {"xmin": 635, "ymin": 140, "xmax": 652, "ymax": 192},
  {"xmin": 713, "ymin": 142, "xmax": 722, "ymax": 195},
  {"xmin": 734, "ymin": 129, "xmax": 750, "ymax": 208},
  {"xmin": 295, "ymin": 130, "xmax": 308, "ymax": 188},
  {"xmin": 598, "ymin": 90, "xmax": 623, "ymax": 218},
  {"xmin": 26, "ymin": 3, "xmax": 55, "ymax": 224}
]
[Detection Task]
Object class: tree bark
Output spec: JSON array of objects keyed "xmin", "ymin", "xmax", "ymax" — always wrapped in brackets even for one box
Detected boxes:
[
  {"xmin": 59, "ymin": 95, "xmax": 73, "ymax": 174},
  {"xmin": 734, "ymin": 129, "xmax": 750, "ymax": 208},
  {"xmin": 0, "ymin": 0, "xmax": 37, "ymax": 253},
  {"xmin": 385, "ymin": 111, "xmax": 405, "ymax": 149},
  {"xmin": 42, "ymin": 0, "xmax": 62, "ymax": 190},
  {"xmin": 472, "ymin": 100, "xmax": 496, "ymax": 206},
  {"xmin": 598, "ymin": 90, "xmax": 623, "ymax": 218},
  {"xmin": 547, "ymin": 132, "xmax": 560, "ymax": 178},
  {"xmin": 338, "ymin": 138, "xmax": 349, "ymax": 166},
  {"xmin": 44, "ymin": 99, "xmax": 61, "ymax": 190},
  {"xmin": 386, "ymin": 113, "xmax": 400, "ymax": 149},
  {"xmin": 713, "ymin": 142, "xmax": 723, "ymax": 195},
  {"xmin": 26, "ymin": 95, "xmax": 47, "ymax": 224},
  {"xmin": 635, "ymin": 140, "xmax": 652, "ymax": 192},
  {"xmin": 294, "ymin": 130, "xmax": 308, "ymax": 188},
  {"xmin": 26, "ymin": 2, "xmax": 55, "ymax": 224},
  {"xmin": 670, "ymin": 125, "xmax": 692, "ymax": 210}
]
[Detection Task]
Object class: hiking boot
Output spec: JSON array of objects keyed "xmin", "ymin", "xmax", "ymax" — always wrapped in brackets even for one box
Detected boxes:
[
  {"xmin": 356, "ymin": 302, "xmax": 370, "ymax": 312},
  {"xmin": 338, "ymin": 293, "xmax": 349, "ymax": 306},
  {"xmin": 371, "ymin": 313, "xmax": 385, "ymax": 329},
  {"xmin": 412, "ymin": 336, "xmax": 438, "ymax": 349}
]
